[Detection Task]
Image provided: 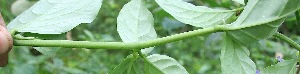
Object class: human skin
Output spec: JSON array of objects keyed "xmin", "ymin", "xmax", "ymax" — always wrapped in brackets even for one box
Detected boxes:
[{"xmin": 0, "ymin": 13, "xmax": 13, "ymax": 67}]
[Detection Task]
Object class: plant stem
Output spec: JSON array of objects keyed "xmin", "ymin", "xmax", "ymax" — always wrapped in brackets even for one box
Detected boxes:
[
  {"xmin": 14, "ymin": 27, "xmax": 220, "ymax": 50},
  {"xmin": 274, "ymin": 32, "xmax": 300, "ymax": 51}
]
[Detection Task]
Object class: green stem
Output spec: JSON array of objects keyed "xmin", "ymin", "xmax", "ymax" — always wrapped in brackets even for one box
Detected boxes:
[
  {"xmin": 14, "ymin": 27, "xmax": 220, "ymax": 50},
  {"xmin": 274, "ymin": 32, "xmax": 300, "ymax": 51}
]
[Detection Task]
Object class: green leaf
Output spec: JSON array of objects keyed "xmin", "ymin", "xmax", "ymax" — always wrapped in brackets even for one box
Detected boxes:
[
  {"xmin": 145, "ymin": 54, "xmax": 188, "ymax": 74},
  {"xmin": 230, "ymin": 0, "xmax": 300, "ymax": 28},
  {"xmin": 34, "ymin": 47, "xmax": 60, "ymax": 56},
  {"xmin": 227, "ymin": 0, "xmax": 300, "ymax": 45},
  {"xmin": 155, "ymin": 0, "xmax": 235, "ymax": 27},
  {"xmin": 109, "ymin": 54, "xmax": 138, "ymax": 74},
  {"xmin": 144, "ymin": 59, "xmax": 164, "ymax": 74},
  {"xmin": 227, "ymin": 18, "xmax": 285, "ymax": 46},
  {"xmin": 130, "ymin": 61, "xmax": 144, "ymax": 74},
  {"xmin": 117, "ymin": 0, "xmax": 157, "ymax": 54},
  {"xmin": 220, "ymin": 34, "xmax": 256, "ymax": 74},
  {"xmin": 232, "ymin": 0, "xmax": 245, "ymax": 5},
  {"xmin": 7, "ymin": 0, "xmax": 103, "ymax": 34},
  {"xmin": 260, "ymin": 57, "xmax": 298, "ymax": 74}
]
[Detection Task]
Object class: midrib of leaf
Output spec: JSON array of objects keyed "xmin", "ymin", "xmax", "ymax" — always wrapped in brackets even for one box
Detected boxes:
[
  {"xmin": 196, "ymin": 13, "xmax": 218, "ymax": 23},
  {"xmin": 230, "ymin": 45, "xmax": 244, "ymax": 72},
  {"xmin": 163, "ymin": 0, "xmax": 240, "ymax": 13},
  {"xmin": 203, "ymin": 13, "xmax": 232, "ymax": 24},
  {"xmin": 239, "ymin": 30, "xmax": 260, "ymax": 40},
  {"xmin": 221, "ymin": 35, "xmax": 256, "ymax": 74},
  {"xmin": 232, "ymin": 0, "xmax": 258, "ymax": 26},
  {"xmin": 233, "ymin": 45, "xmax": 252, "ymax": 74},
  {"xmin": 155, "ymin": 0, "xmax": 238, "ymax": 27},
  {"xmin": 125, "ymin": 0, "xmax": 144, "ymax": 39},
  {"xmin": 136, "ymin": 3, "xmax": 142, "ymax": 38}
]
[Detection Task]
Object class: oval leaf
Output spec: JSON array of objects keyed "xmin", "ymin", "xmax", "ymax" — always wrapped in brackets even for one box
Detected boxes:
[
  {"xmin": 230, "ymin": 0, "xmax": 300, "ymax": 28},
  {"xmin": 227, "ymin": 0, "xmax": 300, "ymax": 45},
  {"xmin": 260, "ymin": 59, "xmax": 297, "ymax": 74},
  {"xmin": 155, "ymin": 0, "xmax": 235, "ymax": 27},
  {"xmin": 117, "ymin": 0, "xmax": 157, "ymax": 54},
  {"xmin": 8, "ymin": 0, "xmax": 103, "ymax": 34},
  {"xmin": 220, "ymin": 34, "xmax": 256, "ymax": 74},
  {"xmin": 228, "ymin": 18, "xmax": 285, "ymax": 46},
  {"xmin": 146, "ymin": 54, "xmax": 188, "ymax": 74}
]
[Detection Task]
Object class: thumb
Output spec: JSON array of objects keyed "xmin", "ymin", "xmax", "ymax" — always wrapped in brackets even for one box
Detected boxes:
[{"xmin": 0, "ymin": 13, "xmax": 13, "ymax": 67}]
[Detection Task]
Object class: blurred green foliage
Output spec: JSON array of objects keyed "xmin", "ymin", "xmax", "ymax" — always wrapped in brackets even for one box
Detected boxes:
[{"xmin": 0, "ymin": 0, "xmax": 299, "ymax": 74}]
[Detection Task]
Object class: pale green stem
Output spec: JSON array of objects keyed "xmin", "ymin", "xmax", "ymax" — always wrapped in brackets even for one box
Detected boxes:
[
  {"xmin": 274, "ymin": 32, "xmax": 300, "ymax": 51},
  {"xmin": 14, "ymin": 27, "xmax": 221, "ymax": 50}
]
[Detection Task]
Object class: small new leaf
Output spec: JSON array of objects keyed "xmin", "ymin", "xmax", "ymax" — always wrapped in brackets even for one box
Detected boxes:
[
  {"xmin": 117, "ymin": 0, "xmax": 157, "ymax": 55},
  {"xmin": 155, "ymin": 0, "xmax": 235, "ymax": 27},
  {"xmin": 220, "ymin": 34, "xmax": 256, "ymax": 74},
  {"xmin": 8, "ymin": 0, "xmax": 103, "ymax": 34},
  {"xmin": 145, "ymin": 54, "xmax": 188, "ymax": 74}
]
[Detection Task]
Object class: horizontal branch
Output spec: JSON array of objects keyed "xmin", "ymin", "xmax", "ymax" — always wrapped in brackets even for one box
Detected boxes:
[{"xmin": 14, "ymin": 27, "xmax": 221, "ymax": 50}]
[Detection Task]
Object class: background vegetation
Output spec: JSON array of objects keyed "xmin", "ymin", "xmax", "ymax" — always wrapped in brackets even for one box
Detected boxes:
[{"xmin": 0, "ymin": 0, "xmax": 300, "ymax": 74}]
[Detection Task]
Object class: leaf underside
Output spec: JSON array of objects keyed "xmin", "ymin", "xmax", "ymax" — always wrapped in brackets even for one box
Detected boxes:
[
  {"xmin": 155, "ymin": 0, "xmax": 235, "ymax": 27},
  {"xmin": 227, "ymin": 0, "xmax": 300, "ymax": 46},
  {"xmin": 230, "ymin": 0, "xmax": 300, "ymax": 28},
  {"xmin": 220, "ymin": 34, "xmax": 256, "ymax": 74},
  {"xmin": 8, "ymin": 0, "xmax": 103, "ymax": 34},
  {"xmin": 260, "ymin": 59, "xmax": 297, "ymax": 74},
  {"xmin": 117, "ymin": 0, "xmax": 157, "ymax": 55},
  {"xmin": 145, "ymin": 54, "xmax": 188, "ymax": 74},
  {"xmin": 228, "ymin": 18, "xmax": 285, "ymax": 46}
]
